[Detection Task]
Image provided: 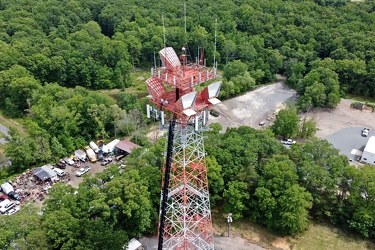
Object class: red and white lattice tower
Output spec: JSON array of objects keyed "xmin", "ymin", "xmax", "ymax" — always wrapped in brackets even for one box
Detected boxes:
[{"xmin": 146, "ymin": 46, "xmax": 221, "ymax": 249}]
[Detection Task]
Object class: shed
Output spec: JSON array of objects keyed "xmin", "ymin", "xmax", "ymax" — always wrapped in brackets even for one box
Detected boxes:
[
  {"xmin": 115, "ymin": 140, "xmax": 142, "ymax": 155},
  {"xmin": 33, "ymin": 165, "xmax": 58, "ymax": 181},
  {"xmin": 362, "ymin": 136, "xmax": 375, "ymax": 165},
  {"xmin": 33, "ymin": 168, "xmax": 51, "ymax": 181}
]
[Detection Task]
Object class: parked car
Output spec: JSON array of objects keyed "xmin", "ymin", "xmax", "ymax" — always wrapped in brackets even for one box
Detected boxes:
[
  {"xmin": 7, "ymin": 191, "xmax": 20, "ymax": 200},
  {"xmin": 70, "ymin": 155, "xmax": 79, "ymax": 162},
  {"xmin": 362, "ymin": 128, "xmax": 370, "ymax": 137},
  {"xmin": 54, "ymin": 168, "xmax": 66, "ymax": 177},
  {"xmin": 64, "ymin": 157, "xmax": 75, "ymax": 166},
  {"xmin": 281, "ymin": 138, "xmax": 296, "ymax": 145},
  {"xmin": 76, "ymin": 166, "xmax": 91, "ymax": 177},
  {"xmin": 0, "ymin": 195, "xmax": 9, "ymax": 201},
  {"xmin": 5, "ymin": 206, "xmax": 20, "ymax": 215},
  {"xmin": 101, "ymin": 158, "xmax": 113, "ymax": 166},
  {"xmin": 56, "ymin": 161, "xmax": 66, "ymax": 169}
]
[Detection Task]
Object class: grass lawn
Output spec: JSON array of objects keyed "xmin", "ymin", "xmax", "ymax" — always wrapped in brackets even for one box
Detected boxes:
[
  {"xmin": 211, "ymin": 208, "xmax": 375, "ymax": 250},
  {"xmin": 289, "ymin": 223, "xmax": 374, "ymax": 250}
]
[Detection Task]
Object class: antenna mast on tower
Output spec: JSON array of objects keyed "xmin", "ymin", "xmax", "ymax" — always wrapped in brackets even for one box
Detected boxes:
[
  {"xmin": 146, "ymin": 18, "xmax": 221, "ymax": 250},
  {"xmin": 184, "ymin": 0, "xmax": 187, "ymax": 34}
]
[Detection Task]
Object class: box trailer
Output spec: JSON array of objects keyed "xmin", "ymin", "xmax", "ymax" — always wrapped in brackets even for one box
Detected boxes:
[
  {"xmin": 0, "ymin": 182, "xmax": 14, "ymax": 195},
  {"xmin": 103, "ymin": 139, "xmax": 120, "ymax": 154},
  {"xmin": 75, "ymin": 150, "xmax": 88, "ymax": 162}
]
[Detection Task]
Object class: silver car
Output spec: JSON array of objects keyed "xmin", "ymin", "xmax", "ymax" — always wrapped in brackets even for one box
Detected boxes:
[{"xmin": 75, "ymin": 166, "xmax": 91, "ymax": 177}]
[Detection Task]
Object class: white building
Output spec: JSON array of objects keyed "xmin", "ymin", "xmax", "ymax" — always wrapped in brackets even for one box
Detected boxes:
[
  {"xmin": 123, "ymin": 238, "xmax": 143, "ymax": 250},
  {"xmin": 362, "ymin": 136, "xmax": 375, "ymax": 165}
]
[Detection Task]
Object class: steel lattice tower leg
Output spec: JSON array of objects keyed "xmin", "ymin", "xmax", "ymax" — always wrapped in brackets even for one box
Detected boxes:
[{"xmin": 159, "ymin": 123, "xmax": 214, "ymax": 250}]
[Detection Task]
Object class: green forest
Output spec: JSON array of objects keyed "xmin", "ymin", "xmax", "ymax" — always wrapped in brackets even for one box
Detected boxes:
[{"xmin": 1, "ymin": 0, "xmax": 375, "ymax": 248}]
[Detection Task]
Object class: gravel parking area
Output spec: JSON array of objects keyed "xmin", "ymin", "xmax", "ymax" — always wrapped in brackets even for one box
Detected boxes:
[
  {"xmin": 208, "ymin": 82, "xmax": 296, "ymax": 131},
  {"xmin": 65, "ymin": 159, "xmax": 110, "ymax": 188},
  {"xmin": 307, "ymin": 99, "xmax": 375, "ymax": 162},
  {"xmin": 307, "ymin": 99, "xmax": 375, "ymax": 138}
]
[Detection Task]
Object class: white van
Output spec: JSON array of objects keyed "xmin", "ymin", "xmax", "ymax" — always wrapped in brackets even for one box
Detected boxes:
[
  {"xmin": 53, "ymin": 168, "xmax": 66, "ymax": 177},
  {"xmin": 0, "ymin": 199, "xmax": 15, "ymax": 214}
]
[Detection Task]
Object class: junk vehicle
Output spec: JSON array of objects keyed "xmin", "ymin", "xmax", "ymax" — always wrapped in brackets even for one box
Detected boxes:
[
  {"xmin": 84, "ymin": 146, "xmax": 97, "ymax": 163},
  {"xmin": 89, "ymin": 141, "xmax": 99, "ymax": 153},
  {"xmin": 75, "ymin": 150, "xmax": 88, "ymax": 162},
  {"xmin": 0, "ymin": 199, "xmax": 15, "ymax": 214}
]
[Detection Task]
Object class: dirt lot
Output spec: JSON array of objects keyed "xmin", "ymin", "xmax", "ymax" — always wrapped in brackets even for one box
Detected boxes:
[
  {"xmin": 306, "ymin": 98, "xmax": 375, "ymax": 138},
  {"xmin": 65, "ymin": 160, "xmax": 109, "ymax": 188},
  {"xmin": 208, "ymin": 82, "xmax": 375, "ymax": 140}
]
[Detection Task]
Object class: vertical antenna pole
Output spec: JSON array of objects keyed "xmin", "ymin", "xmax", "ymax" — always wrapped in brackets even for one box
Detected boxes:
[
  {"xmin": 162, "ymin": 15, "xmax": 167, "ymax": 68},
  {"xmin": 154, "ymin": 51, "xmax": 157, "ymax": 68},
  {"xmin": 197, "ymin": 45, "xmax": 200, "ymax": 66},
  {"xmin": 162, "ymin": 15, "xmax": 166, "ymax": 49},
  {"xmin": 184, "ymin": 1, "xmax": 187, "ymax": 34},
  {"xmin": 214, "ymin": 19, "xmax": 217, "ymax": 67}
]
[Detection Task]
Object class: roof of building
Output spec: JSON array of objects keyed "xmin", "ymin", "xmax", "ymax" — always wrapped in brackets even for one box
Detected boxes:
[
  {"xmin": 32, "ymin": 168, "xmax": 50, "ymax": 181},
  {"xmin": 33, "ymin": 165, "xmax": 56, "ymax": 181},
  {"xmin": 364, "ymin": 136, "xmax": 375, "ymax": 155},
  {"xmin": 115, "ymin": 140, "xmax": 142, "ymax": 154},
  {"xmin": 41, "ymin": 165, "xmax": 56, "ymax": 177},
  {"xmin": 124, "ymin": 238, "xmax": 142, "ymax": 250}
]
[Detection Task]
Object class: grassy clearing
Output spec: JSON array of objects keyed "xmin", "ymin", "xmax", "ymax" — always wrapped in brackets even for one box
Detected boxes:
[
  {"xmin": 346, "ymin": 94, "xmax": 375, "ymax": 104},
  {"xmin": 0, "ymin": 112, "xmax": 26, "ymax": 135},
  {"xmin": 96, "ymin": 69, "xmax": 150, "ymax": 100},
  {"xmin": 289, "ymin": 223, "xmax": 375, "ymax": 250},
  {"xmin": 211, "ymin": 208, "xmax": 375, "ymax": 250}
]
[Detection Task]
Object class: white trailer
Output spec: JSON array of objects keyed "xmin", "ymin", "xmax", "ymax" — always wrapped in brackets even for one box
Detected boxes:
[
  {"xmin": 75, "ymin": 150, "xmax": 88, "ymax": 162},
  {"xmin": 103, "ymin": 139, "xmax": 120, "ymax": 154},
  {"xmin": 0, "ymin": 182, "xmax": 14, "ymax": 195},
  {"xmin": 362, "ymin": 136, "xmax": 375, "ymax": 165}
]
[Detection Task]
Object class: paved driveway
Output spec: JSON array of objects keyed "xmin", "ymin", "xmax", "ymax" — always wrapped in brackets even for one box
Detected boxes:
[{"xmin": 325, "ymin": 127, "xmax": 370, "ymax": 161}]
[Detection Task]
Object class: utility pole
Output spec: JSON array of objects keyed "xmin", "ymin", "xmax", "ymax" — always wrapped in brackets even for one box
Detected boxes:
[{"xmin": 227, "ymin": 213, "xmax": 233, "ymax": 237}]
